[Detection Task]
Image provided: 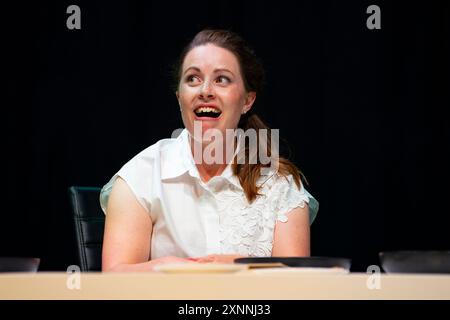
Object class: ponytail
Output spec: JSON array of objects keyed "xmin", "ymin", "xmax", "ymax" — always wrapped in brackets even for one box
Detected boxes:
[{"xmin": 232, "ymin": 111, "xmax": 305, "ymax": 203}]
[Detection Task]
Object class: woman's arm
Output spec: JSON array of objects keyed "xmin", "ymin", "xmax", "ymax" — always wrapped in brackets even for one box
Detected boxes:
[
  {"xmin": 193, "ymin": 254, "xmax": 246, "ymax": 264},
  {"xmin": 102, "ymin": 177, "xmax": 153, "ymax": 271},
  {"xmin": 102, "ymin": 177, "xmax": 192, "ymax": 271},
  {"xmin": 271, "ymin": 205, "xmax": 310, "ymax": 256}
]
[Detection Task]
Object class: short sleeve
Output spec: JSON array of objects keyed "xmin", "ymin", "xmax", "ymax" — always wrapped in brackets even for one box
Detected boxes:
[
  {"xmin": 271, "ymin": 175, "xmax": 319, "ymax": 224},
  {"xmin": 99, "ymin": 157, "xmax": 153, "ymax": 216}
]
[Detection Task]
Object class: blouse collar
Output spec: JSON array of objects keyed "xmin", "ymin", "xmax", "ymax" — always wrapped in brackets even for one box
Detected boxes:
[{"xmin": 161, "ymin": 128, "xmax": 243, "ymax": 190}]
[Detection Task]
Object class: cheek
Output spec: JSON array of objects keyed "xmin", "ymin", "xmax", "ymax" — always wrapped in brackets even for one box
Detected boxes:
[
  {"xmin": 178, "ymin": 85, "xmax": 196, "ymax": 102},
  {"xmin": 222, "ymin": 96, "xmax": 245, "ymax": 127},
  {"xmin": 221, "ymin": 89, "xmax": 245, "ymax": 111}
]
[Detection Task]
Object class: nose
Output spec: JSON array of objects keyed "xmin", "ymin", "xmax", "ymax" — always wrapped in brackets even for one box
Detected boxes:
[{"xmin": 199, "ymin": 79, "xmax": 215, "ymax": 100}]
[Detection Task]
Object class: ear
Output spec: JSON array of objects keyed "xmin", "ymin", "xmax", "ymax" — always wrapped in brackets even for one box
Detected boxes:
[
  {"xmin": 175, "ymin": 91, "xmax": 181, "ymax": 107},
  {"xmin": 242, "ymin": 91, "xmax": 256, "ymax": 114}
]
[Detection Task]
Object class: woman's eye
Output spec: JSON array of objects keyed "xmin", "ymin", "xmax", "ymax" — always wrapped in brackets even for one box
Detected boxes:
[
  {"xmin": 186, "ymin": 75, "xmax": 200, "ymax": 83},
  {"xmin": 216, "ymin": 75, "xmax": 231, "ymax": 84}
]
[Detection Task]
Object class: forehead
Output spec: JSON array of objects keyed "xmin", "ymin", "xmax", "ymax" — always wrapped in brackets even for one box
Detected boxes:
[{"xmin": 182, "ymin": 44, "xmax": 240, "ymax": 73}]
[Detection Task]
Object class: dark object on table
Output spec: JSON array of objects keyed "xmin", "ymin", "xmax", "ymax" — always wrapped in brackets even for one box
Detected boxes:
[
  {"xmin": 234, "ymin": 256, "xmax": 351, "ymax": 270},
  {"xmin": 0, "ymin": 257, "xmax": 40, "ymax": 272},
  {"xmin": 379, "ymin": 251, "xmax": 450, "ymax": 274}
]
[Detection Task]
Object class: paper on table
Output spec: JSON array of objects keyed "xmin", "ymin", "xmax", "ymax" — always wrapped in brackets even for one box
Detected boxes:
[
  {"xmin": 153, "ymin": 262, "xmax": 249, "ymax": 274},
  {"xmin": 244, "ymin": 262, "xmax": 287, "ymax": 269}
]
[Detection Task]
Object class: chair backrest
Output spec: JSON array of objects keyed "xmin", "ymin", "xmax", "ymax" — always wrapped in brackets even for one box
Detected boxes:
[{"xmin": 68, "ymin": 186, "xmax": 104, "ymax": 272}]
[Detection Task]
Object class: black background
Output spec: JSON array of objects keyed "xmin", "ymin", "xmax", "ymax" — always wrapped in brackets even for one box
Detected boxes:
[{"xmin": 4, "ymin": 0, "xmax": 450, "ymax": 271}]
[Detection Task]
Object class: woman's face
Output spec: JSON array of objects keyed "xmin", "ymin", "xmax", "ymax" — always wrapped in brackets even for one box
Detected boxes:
[{"xmin": 176, "ymin": 44, "xmax": 256, "ymax": 140}]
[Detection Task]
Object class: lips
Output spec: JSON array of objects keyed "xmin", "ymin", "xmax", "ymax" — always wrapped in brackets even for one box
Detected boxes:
[{"xmin": 194, "ymin": 104, "xmax": 222, "ymax": 119}]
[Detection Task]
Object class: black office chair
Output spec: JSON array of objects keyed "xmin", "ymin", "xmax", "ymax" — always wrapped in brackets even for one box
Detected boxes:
[{"xmin": 68, "ymin": 186, "xmax": 104, "ymax": 272}]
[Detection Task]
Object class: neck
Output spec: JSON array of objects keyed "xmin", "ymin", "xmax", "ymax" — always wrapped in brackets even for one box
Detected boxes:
[
  {"xmin": 196, "ymin": 162, "xmax": 227, "ymax": 183},
  {"xmin": 189, "ymin": 135, "xmax": 237, "ymax": 183}
]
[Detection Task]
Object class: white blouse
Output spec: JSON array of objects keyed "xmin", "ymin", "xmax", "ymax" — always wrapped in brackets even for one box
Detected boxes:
[{"xmin": 100, "ymin": 128, "xmax": 319, "ymax": 259}]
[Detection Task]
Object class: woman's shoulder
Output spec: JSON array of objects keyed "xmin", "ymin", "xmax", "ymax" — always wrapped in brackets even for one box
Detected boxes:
[
  {"xmin": 257, "ymin": 170, "xmax": 301, "ymax": 191},
  {"xmin": 99, "ymin": 133, "xmax": 182, "ymax": 215},
  {"xmin": 127, "ymin": 132, "xmax": 182, "ymax": 164},
  {"xmin": 262, "ymin": 171, "xmax": 319, "ymax": 224},
  {"xmin": 104, "ymin": 133, "xmax": 182, "ymax": 186}
]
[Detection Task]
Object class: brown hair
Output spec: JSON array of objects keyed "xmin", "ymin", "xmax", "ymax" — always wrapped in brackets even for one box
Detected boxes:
[{"xmin": 173, "ymin": 29, "xmax": 306, "ymax": 203}]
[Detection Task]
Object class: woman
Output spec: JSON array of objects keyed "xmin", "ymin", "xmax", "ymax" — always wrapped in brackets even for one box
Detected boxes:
[{"xmin": 100, "ymin": 29, "xmax": 319, "ymax": 272}]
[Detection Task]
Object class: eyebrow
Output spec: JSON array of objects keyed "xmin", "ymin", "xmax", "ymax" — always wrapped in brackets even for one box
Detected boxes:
[{"xmin": 183, "ymin": 66, "xmax": 234, "ymax": 76}]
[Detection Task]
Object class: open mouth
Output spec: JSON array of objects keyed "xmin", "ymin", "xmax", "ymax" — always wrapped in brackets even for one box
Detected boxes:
[{"xmin": 194, "ymin": 106, "xmax": 222, "ymax": 119}]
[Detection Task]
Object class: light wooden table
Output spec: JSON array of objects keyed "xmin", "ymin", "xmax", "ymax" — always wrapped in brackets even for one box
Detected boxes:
[{"xmin": 1, "ymin": 270, "xmax": 449, "ymax": 300}]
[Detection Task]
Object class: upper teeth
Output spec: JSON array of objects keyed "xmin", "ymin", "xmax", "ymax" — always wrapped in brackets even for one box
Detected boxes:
[{"xmin": 196, "ymin": 107, "xmax": 221, "ymax": 113}]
